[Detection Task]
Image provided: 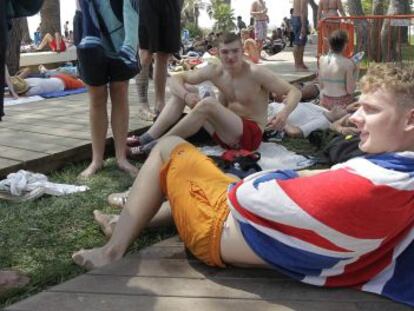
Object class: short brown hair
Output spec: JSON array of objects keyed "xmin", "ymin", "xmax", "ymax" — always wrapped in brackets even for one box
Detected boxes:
[
  {"xmin": 218, "ymin": 32, "xmax": 242, "ymax": 45},
  {"xmin": 328, "ymin": 30, "xmax": 348, "ymax": 53},
  {"xmin": 360, "ymin": 64, "xmax": 414, "ymax": 107}
]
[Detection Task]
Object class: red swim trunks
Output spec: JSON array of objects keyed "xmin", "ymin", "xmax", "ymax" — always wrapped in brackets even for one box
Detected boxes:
[
  {"xmin": 213, "ymin": 118, "xmax": 263, "ymax": 151},
  {"xmin": 49, "ymin": 39, "xmax": 67, "ymax": 52}
]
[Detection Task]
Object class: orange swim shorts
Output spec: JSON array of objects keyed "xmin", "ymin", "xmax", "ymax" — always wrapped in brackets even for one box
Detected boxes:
[{"xmin": 160, "ymin": 143, "xmax": 237, "ymax": 267}]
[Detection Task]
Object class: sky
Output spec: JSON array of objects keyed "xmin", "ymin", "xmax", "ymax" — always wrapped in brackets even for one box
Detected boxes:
[{"xmin": 28, "ymin": 0, "xmax": 313, "ymax": 38}]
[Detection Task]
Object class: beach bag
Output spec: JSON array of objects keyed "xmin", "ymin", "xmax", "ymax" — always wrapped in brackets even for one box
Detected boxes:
[
  {"xmin": 320, "ymin": 134, "xmax": 365, "ymax": 165},
  {"xmin": 216, "ymin": 149, "xmax": 262, "ymax": 178}
]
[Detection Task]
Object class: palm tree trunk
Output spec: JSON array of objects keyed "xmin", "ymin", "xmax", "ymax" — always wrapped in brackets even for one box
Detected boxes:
[
  {"xmin": 380, "ymin": 0, "xmax": 404, "ymax": 62},
  {"xmin": 347, "ymin": 0, "xmax": 369, "ymax": 54},
  {"xmin": 370, "ymin": 0, "xmax": 385, "ymax": 61},
  {"xmin": 20, "ymin": 18, "xmax": 32, "ymax": 44},
  {"xmin": 40, "ymin": 0, "xmax": 61, "ymax": 36},
  {"xmin": 6, "ymin": 19, "xmax": 23, "ymax": 75}
]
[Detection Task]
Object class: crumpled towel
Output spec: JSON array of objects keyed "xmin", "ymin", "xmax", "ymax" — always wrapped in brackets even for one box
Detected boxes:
[{"xmin": 0, "ymin": 170, "xmax": 89, "ymax": 200}]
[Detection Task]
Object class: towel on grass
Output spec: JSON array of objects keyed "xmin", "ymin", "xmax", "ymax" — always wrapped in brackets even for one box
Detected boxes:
[
  {"xmin": 228, "ymin": 152, "xmax": 414, "ymax": 307},
  {"xmin": 0, "ymin": 170, "xmax": 89, "ymax": 201}
]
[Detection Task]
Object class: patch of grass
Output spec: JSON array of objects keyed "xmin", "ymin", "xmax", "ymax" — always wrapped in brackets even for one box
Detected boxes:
[
  {"xmin": 0, "ymin": 138, "xmax": 319, "ymax": 308},
  {"xmin": 0, "ymin": 158, "xmax": 175, "ymax": 308}
]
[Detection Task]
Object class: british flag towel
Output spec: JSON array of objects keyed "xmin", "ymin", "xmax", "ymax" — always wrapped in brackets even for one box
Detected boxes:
[{"xmin": 228, "ymin": 152, "xmax": 414, "ymax": 307}]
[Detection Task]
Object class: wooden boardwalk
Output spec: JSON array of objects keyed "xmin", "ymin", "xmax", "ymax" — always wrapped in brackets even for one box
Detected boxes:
[{"xmin": 5, "ymin": 236, "xmax": 410, "ymax": 311}]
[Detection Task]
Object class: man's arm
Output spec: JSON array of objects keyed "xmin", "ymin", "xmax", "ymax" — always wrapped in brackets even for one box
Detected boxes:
[
  {"xmin": 169, "ymin": 65, "xmax": 217, "ymax": 105},
  {"xmin": 255, "ymin": 67, "xmax": 301, "ymax": 130},
  {"xmin": 4, "ymin": 65, "xmax": 18, "ymax": 99}
]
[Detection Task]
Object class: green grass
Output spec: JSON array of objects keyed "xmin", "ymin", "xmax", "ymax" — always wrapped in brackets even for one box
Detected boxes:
[
  {"xmin": 0, "ymin": 137, "xmax": 318, "ymax": 308},
  {"xmin": 0, "ymin": 158, "xmax": 176, "ymax": 308}
]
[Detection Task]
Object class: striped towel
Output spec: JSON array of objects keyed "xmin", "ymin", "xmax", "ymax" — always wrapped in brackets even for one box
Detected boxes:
[
  {"xmin": 228, "ymin": 152, "xmax": 414, "ymax": 307},
  {"xmin": 78, "ymin": 0, "xmax": 138, "ymax": 69}
]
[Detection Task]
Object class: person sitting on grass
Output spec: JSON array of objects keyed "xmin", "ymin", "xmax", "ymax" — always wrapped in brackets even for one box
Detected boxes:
[
  {"xmin": 126, "ymin": 32, "xmax": 301, "ymax": 157},
  {"xmin": 36, "ymin": 32, "xmax": 67, "ymax": 53},
  {"xmin": 73, "ymin": 63, "xmax": 414, "ymax": 307},
  {"xmin": 319, "ymin": 30, "xmax": 359, "ymax": 111}
]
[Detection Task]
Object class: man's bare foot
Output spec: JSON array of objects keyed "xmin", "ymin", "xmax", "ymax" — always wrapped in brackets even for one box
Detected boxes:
[
  {"xmin": 93, "ymin": 210, "xmax": 119, "ymax": 238},
  {"xmin": 72, "ymin": 247, "xmax": 119, "ymax": 270},
  {"xmin": 107, "ymin": 190, "xmax": 129, "ymax": 209},
  {"xmin": 137, "ymin": 107, "xmax": 155, "ymax": 121},
  {"xmin": 78, "ymin": 162, "xmax": 103, "ymax": 179},
  {"xmin": 0, "ymin": 270, "xmax": 30, "ymax": 294},
  {"xmin": 117, "ymin": 159, "xmax": 138, "ymax": 177}
]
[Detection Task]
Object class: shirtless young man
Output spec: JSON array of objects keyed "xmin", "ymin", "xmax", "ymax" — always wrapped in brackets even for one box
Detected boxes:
[
  {"xmin": 292, "ymin": 0, "xmax": 309, "ymax": 71},
  {"xmin": 127, "ymin": 32, "xmax": 301, "ymax": 156},
  {"xmin": 250, "ymin": 0, "xmax": 268, "ymax": 56},
  {"xmin": 319, "ymin": 30, "xmax": 358, "ymax": 110},
  {"xmin": 73, "ymin": 64, "xmax": 414, "ymax": 308}
]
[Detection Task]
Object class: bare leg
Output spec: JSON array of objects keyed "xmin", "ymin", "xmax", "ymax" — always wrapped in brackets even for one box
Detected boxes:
[
  {"xmin": 136, "ymin": 49, "xmax": 155, "ymax": 120},
  {"xmin": 72, "ymin": 136, "xmax": 186, "ymax": 270},
  {"xmin": 94, "ymin": 201, "xmax": 173, "ymax": 238},
  {"xmin": 153, "ymin": 52, "xmax": 170, "ymax": 113},
  {"xmin": 165, "ymin": 98, "xmax": 243, "ymax": 146},
  {"xmin": 146, "ymin": 93, "xmax": 190, "ymax": 139},
  {"xmin": 54, "ymin": 32, "xmax": 63, "ymax": 52},
  {"xmin": 109, "ymin": 81, "xmax": 138, "ymax": 177},
  {"xmin": 79, "ymin": 85, "xmax": 108, "ymax": 178},
  {"xmin": 36, "ymin": 33, "xmax": 53, "ymax": 50}
]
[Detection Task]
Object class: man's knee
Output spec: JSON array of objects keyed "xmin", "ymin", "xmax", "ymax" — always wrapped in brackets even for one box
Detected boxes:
[
  {"xmin": 156, "ymin": 136, "xmax": 187, "ymax": 161},
  {"xmin": 140, "ymin": 50, "xmax": 152, "ymax": 65},
  {"xmin": 192, "ymin": 98, "xmax": 220, "ymax": 116}
]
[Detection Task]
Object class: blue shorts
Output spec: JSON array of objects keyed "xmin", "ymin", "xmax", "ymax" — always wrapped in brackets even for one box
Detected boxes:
[{"xmin": 291, "ymin": 16, "xmax": 308, "ymax": 46}]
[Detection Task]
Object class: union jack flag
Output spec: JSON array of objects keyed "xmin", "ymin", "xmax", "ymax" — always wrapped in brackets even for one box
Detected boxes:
[{"xmin": 228, "ymin": 152, "xmax": 414, "ymax": 307}]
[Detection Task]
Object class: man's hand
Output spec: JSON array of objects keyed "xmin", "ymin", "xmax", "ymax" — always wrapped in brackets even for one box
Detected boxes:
[
  {"xmin": 301, "ymin": 25, "xmax": 307, "ymax": 37},
  {"xmin": 184, "ymin": 92, "xmax": 201, "ymax": 107},
  {"xmin": 267, "ymin": 109, "xmax": 289, "ymax": 130}
]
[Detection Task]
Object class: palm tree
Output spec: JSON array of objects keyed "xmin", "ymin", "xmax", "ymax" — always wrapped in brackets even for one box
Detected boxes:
[
  {"xmin": 207, "ymin": 0, "xmax": 236, "ymax": 32},
  {"xmin": 183, "ymin": 0, "xmax": 208, "ymax": 27},
  {"xmin": 6, "ymin": 19, "xmax": 24, "ymax": 75},
  {"xmin": 40, "ymin": 0, "xmax": 61, "ymax": 36}
]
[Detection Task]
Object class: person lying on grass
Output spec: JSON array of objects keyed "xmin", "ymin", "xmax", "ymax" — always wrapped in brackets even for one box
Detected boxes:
[
  {"xmin": 73, "ymin": 63, "xmax": 414, "ymax": 307},
  {"xmin": 126, "ymin": 32, "xmax": 301, "ymax": 157}
]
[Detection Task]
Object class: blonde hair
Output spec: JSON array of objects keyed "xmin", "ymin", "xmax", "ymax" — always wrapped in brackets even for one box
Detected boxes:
[{"xmin": 360, "ymin": 64, "xmax": 414, "ymax": 107}]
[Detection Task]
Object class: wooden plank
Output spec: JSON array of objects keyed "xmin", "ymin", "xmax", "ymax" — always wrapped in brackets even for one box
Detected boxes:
[
  {"xmin": 0, "ymin": 157, "xmax": 21, "ymax": 170},
  {"xmin": 0, "ymin": 146, "xmax": 48, "ymax": 161},
  {"xmin": 5, "ymin": 292, "xmax": 367, "ymax": 311},
  {"xmin": 50, "ymin": 274, "xmax": 390, "ymax": 303},
  {"xmin": 0, "ymin": 124, "xmax": 91, "ymax": 140},
  {"xmin": 89, "ymin": 257, "xmax": 289, "ymax": 280}
]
